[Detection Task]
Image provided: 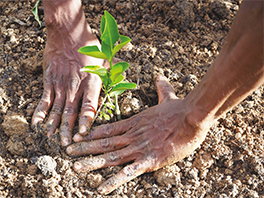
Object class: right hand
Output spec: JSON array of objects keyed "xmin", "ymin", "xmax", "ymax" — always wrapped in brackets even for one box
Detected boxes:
[{"xmin": 67, "ymin": 75, "xmax": 209, "ymax": 194}]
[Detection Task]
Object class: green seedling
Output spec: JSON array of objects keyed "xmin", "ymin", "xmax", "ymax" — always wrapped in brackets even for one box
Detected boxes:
[
  {"xmin": 78, "ymin": 10, "xmax": 136, "ymax": 121},
  {"xmin": 32, "ymin": 0, "xmax": 41, "ymax": 27}
]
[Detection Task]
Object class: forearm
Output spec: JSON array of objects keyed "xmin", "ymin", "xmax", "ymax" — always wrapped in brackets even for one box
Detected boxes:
[
  {"xmin": 43, "ymin": 0, "xmax": 98, "ymax": 47},
  {"xmin": 185, "ymin": 1, "xmax": 263, "ymax": 130}
]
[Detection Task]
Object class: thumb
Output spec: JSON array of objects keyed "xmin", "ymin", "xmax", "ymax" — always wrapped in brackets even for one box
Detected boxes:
[{"xmin": 156, "ymin": 74, "xmax": 178, "ymax": 104}]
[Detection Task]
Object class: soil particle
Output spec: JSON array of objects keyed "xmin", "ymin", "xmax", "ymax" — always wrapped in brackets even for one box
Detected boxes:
[
  {"xmin": 154, "ymin": 164, "xmax": 181, "ymax": 186},
  {"xmin": 86, "ymin": 173, "xmax": 105, "ymax": 189},
  {"xmin": 120, "ymin": 92, "xmax": 144, "ymax": 117},
  {"xmin": 6, "ymin": 134, "xmax": 26, "ymax": 156},
  {"xmin": 1, "ymin": 0, "xmax": 263, "ymax": 197},
  {"xmin": 2, "ymin": 112, "xmax": 29, "ymax": 136},
  {"xmin": 36, "ymin": 155, "xmax": 57, "ymax": 176}
]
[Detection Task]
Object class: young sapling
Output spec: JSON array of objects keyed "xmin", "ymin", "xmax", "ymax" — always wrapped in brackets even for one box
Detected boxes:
[
  {"xmin": 78, "ymin": 10, "xmax": 136, "ymax": 121},
  {"xmin": 32, "ymin": 0, "xmax": 41, "ymax": 27}
]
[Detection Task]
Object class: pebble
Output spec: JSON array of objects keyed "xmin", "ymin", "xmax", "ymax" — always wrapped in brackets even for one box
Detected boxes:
[{"xmin": 36, "ymin": 156, "xmax": 57, "ymax": 176}]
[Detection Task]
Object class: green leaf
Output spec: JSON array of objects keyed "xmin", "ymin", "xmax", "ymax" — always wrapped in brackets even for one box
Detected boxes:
[
  {"xmin": 109, "ymin": 74, "xmax": 124, "ymax": 87},
  {"xmin": 103, "ymin": 112, "xmax": 110, "ymax": 120},
  {"xmin": 78, "ymin": 46, "xmax": 108, "ymax": 60},
  {"xmin": 105, "ymin": 102, "xmax": 115, "ymax": 109},
  {"xmin": 81, "ymin": 65, "xmax": 107, "ymax": 76},
  {"xmin": 101, "ymin": 42, "xmax": 112, "ymax": 60},
  {"xmin": 110, "ymin": 82, "xmax": 137, "ymax": 97},
  {"xmin": 109, "ymin": 90, "xmax": 125, "ymax": 97},
  {"xmin": 100, "ymin": 15, "xmax": 106, "ymax": 34},
  {"xmin": 107, "ymin": 109, "xmax": 112, "ymax": 115},
  {"xmin": 80, "ymin": 65, "xmax": 109, "ymax": 87},
  {"xmin": 110, "ymin": 62, "xmax": 129, "ymax": 83},
  {"xmin": 32, "ymin": 0, "xmax": 41, "ymax": 27},
  {"xmin": 112, "ymin": 35, "xmax": 131, "ymax": 55},
  {"xmin": 100, "ymin": 11, "xmax": 120, "ymax": 48}
]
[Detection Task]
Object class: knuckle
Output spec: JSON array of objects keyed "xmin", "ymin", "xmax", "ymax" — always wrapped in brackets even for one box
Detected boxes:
[
  {"xmin": 97, "ymin": 124, "xmax": 113, "ymax": 137},
  {"xmin": 145, "ymin": 152, "xmax": 158, "ymax": 169},
  {"xmin": 63, "ymin": 106, "xmax": 76, "ymax": 115},
  {"xmin": 60, "ymin": 123, "xmax": 70, "ymax": 132},
  {"xmin": 51, "ymin": 105, "xmax": 63, "ymax": 116},
  {"xmin": 122, "ymin": 164, "xmax": 139, "ymax": 177},
  {"xmin": 77, "ymin": 142, "xmax": 86, "ymax": 153},
  {"xmin": 40, "ymin": 92, "xmax": 52, "ymax": 104},
  {"xmin": 79, "ymin": 115, "xmax": 89, "ymax": 123},
  {"xmin": 82, "ymin": 99, "xmax": 92, "ymax": 106},
  {"xmin": 69, "ymin": 75, "xmax": 81, "ymax": 90},
  {"xmin": 104, "ymin": 124, "xmax": 114, "ymax": 136},
  {"xmin": 99, "ymin": 138, "xmax": 111, "ymax": 150},
  {"xmin": 107, "ymin": 151, "xmax": 119, "ymax": 162},
  {"xmin": 82, "ymin": 103, "xmax": 96, "ymax": 114}
]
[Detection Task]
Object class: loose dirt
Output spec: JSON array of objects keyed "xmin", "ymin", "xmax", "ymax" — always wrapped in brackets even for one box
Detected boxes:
[{"xmin": 0, "ymin": 0, "xmax": 263, "ymax": 197}]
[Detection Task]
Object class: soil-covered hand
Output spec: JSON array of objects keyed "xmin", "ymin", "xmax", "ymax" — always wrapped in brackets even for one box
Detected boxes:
[
  {"xmin": 67, "ymin": 75, "xmax": 208, "ymax": 194},
  {"xmin": 31, "ymin": 0, "xmax": 106, "ymax": 147}
]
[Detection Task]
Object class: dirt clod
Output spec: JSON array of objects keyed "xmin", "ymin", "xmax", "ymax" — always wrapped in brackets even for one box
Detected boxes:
[
  {"xmin": 36, "ymin": 155, "xmax": 57, "ymax": 176},
  {"xmin": 0, "ymin": 0, "xmax": 263, "ymax": 197}
]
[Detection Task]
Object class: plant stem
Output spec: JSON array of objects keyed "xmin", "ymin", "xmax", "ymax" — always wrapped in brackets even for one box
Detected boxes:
[
  {"xmin": 90, "ymin": 94, "xmax": 108, "ymax": 127},
  {"xmin": 114, "ymin": 95, "xmax": 121, "ymax": 120}
]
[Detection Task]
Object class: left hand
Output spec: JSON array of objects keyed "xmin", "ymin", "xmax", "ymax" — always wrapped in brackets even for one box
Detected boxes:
[{"xmin": 67, "ymin": 75, "xmax": 208, "ymax": 194}]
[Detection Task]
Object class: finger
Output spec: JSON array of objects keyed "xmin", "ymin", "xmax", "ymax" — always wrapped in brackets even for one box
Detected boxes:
[
  {"xmin": 78, "ymin": 115, "xmax": 141, "ymax": 141},
  {"xmin": 46, "ymin": 89, "xmax": 65, "ymax": 138},
  {"xmin": 60, "ymin": 100, "xmax": 79, "ymax": 147},
  {"xmin": 73, "ymin": 116, "xmax": 152, "ymax": 143},
  {"xmin": 31, "ymin": 84, "xmax": 54, "ymax": 128},
  {"xmin": 156, "ymin": 74, "xmax": 178, "ymax": 104},
  {"xmin": 98, "ymin": 160, "xmax": 148, "ymax": 195},
  {"xmin": 72, "ymin": 145, "xmax": 136, "ymax": 173},
  {"xmin": 67, "ymin": 135, "xmax": 129, "ymax": 156},
  {"xmin": 78, "ymin": 75, "xmax": 101, "ymax": 136}
]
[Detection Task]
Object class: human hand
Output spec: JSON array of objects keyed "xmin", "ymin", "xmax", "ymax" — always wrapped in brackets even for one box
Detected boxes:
[
  {"xmin": 30, "ymin": 5, "xmax": 112, "ymax": 147},
  {"xmin": 31, "ymin": 39, "xmax": 103, "ymax": 146},
  {"xmin": 67, "ymin": 75, "xmax": 208, "ymax": 194}
]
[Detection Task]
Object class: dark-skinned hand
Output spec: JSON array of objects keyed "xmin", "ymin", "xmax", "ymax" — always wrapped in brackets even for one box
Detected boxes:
[
  {"xmin": 67, "ymin": 75, "xmax": 208, "ymax": 194},
  {"xmin": 31, "ymin": 1, "xmax": 120, "ymax": 146}
]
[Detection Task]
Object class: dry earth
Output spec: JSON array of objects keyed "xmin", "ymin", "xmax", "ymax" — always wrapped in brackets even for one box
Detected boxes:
[{"xmin": 0, "ymin": 0, "xmax": 263, "ymax": 197}]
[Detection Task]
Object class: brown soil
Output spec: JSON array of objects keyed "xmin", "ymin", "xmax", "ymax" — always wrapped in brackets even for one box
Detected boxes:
[{"xmin": 0, "ymin": 0, "xmax": 263, "ymax": 197}]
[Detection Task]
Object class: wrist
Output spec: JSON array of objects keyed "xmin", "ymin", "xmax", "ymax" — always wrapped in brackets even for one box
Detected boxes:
[
  {"xmin": 43, "ymin": 0, "xmax": 83, "ymax": 28},
  {"xmin": 43, "ymin": 0, "xmax": 100, "ymax": 49},
  {"xmin": 184, "ymin": 100, "xmax": 215, "ymax": 133},
  {"xmin": 182, "ymin": 81, "xmax": 218, "ymax": 134}
]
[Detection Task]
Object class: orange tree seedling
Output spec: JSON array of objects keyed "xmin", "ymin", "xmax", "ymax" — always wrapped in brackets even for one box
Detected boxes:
[{"xmin": 78, "ymin": 11, "xmax": 136, "ymax": 121}]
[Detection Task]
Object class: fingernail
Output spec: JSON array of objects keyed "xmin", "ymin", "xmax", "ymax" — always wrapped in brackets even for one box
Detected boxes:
[
  {"xmin": 47, "ymin": 132, "xmax": 52, "ymax": 138},
  {"xmin": 97, "ymin": 186, "xmax": 106, "ymax": 195},
  {"xmin": 73, "ymin": 134, "xmax": 83, "ymax": 142},
  {"xmin": 79, "ymin": 125, "xmax": 87, "ymax": 134},
  {"xmin": 66, "ymin": 146, "xmax": 72, "ymax": 154},
  {"xmin": 98, "ymin": 185, "xmax": 110, "ymax": 195},
  {"xmin": 74, "ymin": 162, "xmax": 83, "ymax": 171},
  {"xmin": 61, "ymin": 137, "xmax": 71, "ymax": 147}
]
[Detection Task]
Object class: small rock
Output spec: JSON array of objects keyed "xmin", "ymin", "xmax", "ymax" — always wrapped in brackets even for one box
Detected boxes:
[
  {"xmin": 27, "ymin": 164, "xmax": 38, "ymax": 175},
  {"xmin": 87, "ymin": 173, "xmax": 105, "ymax": 188},
  {"xmin": 120, "ymin": 97, "xmax": 143, "ymax": 117},
  {"xmin": 154, "ymin": 164, "xmax": 181, "ymax": 186},
  {"xmin": 1, "ymin": 113, "xmax": 29, "ymax": 136},
  {"xmin": 193, "ymin": 151, "xmax": 214, "ymax": 169},
  {"xmin": 36, "ymin": 155, "xmax": 57, "ymax": 176},
  {"xmin": 22, "ymin": 50, "xmax": 43, "ymax": 74},
  {"xmin": 6, "ymin": 135, "xmax": 26, "ymax": 156}
]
